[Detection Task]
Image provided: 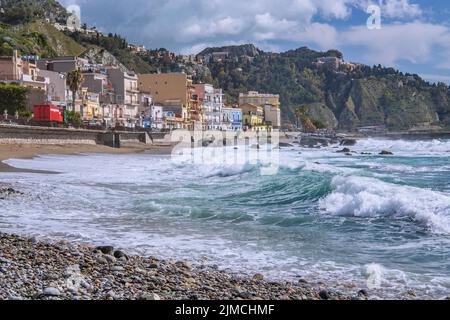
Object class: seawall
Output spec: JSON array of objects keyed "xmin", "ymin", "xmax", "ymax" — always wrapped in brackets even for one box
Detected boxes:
[{"xmin": 0, "ymin": 125, "xmax": 164, "ymax": 148}]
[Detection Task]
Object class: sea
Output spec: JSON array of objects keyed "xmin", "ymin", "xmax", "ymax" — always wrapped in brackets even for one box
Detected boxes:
[{"xmin": 1, "ymin": 137, "xmax": 449, "ymax": 299}]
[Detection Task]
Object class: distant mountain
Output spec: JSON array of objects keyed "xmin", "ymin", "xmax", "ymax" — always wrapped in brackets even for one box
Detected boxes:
[{"xmin": 195, "ymin": 44, "xmax": 450, "ymax": 131}]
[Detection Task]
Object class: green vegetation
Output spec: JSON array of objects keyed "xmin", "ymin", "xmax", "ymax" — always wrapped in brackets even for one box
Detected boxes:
[
  {"xmin": 67, "ymin": 31, "xmax": 153, "ymax": 73},
  {"xmin": 0, "ymin": 84, "xmax": 28, "ymax": 115},
  {"xmin": 0, "ymin": 0, "xmax": 68, "ymax": 25},
  {"xmin": 0, "ymin": 22, "xmax": 85, "ymax": 57},
  {"xmin": 197, "ymin": 44, "xmax": 450, "ymax": 131},
  {"xmin": 66, "ymin": 69, "xmax": 84, "ymax": 110},
  {"xmin": 66, "ymin": 110, "xmax": 81, "ymax": 126}
]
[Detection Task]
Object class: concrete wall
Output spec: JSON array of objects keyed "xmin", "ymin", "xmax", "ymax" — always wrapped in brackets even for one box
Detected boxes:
[{"xmin": 0, "ymin": 125, "xmax": 154, "ymax": 147}]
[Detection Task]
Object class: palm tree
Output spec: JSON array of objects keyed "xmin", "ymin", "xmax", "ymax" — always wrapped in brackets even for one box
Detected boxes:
[
  {"xmin": 294, "ymin": 105, "xmax": 308, "ymax": 130},
  {"xmin": 67, "ymin": 69, "xmax": 84, "ymax": 112}
]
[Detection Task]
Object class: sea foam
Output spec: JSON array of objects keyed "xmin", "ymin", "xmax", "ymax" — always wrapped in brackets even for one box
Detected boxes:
[{"xmin": 319, "ymin": 176, "xmax": 450, "ymax": 234}]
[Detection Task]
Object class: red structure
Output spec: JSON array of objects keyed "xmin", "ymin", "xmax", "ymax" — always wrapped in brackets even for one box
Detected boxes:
[{"xmin": 33, "ymin": 105, "xmax": 64, "ymax": 123}]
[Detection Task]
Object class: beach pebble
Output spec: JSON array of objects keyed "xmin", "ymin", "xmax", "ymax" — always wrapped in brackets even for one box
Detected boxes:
[
  {"xmin": 252, "ymin": 274, "xmax": 264, "ymax": 281},
  {"xmin": 319, "ymin": 289, "xmax": 330, "ymax": 300},
  {"xmin": 139, "ymin": 293, "xmax": 161, "ymax": 300},
  {"xmin": 113, "ymin": 250, "xmax": 127, "ymax": 259},
  {"xmin": 43, "ymin": 287, "xmax": 61, "ymax": 297},
  {"xmin": 103, "ymin": 255, "xmax": 116, "ymax": 263},
  {"xmin": 96, "ymin": 246, "xmax": 114, "ymax": 255}
]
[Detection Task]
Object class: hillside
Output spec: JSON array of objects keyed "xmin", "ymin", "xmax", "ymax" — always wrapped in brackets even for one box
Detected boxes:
[
  {"xmin": 195, "ymin": 45, "xmax": 450, "ymax": 131},
  {"xmin": 0, "ymin": 0, "xmax": 68, "ymax": 25},
  {"xmin": 1, "ymin": 0, "xmax": 449, "ymax": 131}
]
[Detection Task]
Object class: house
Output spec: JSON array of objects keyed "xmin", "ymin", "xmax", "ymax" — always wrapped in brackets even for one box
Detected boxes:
[
  {"xmin": 264, "ymin": 104, "xmax": 281, "ymax": 128},
  {"xmin": 0, "ymin": 51, "xmax": 48, "ymax": 111},
  {"xmin": 222, "ymin": 107, "xmax": 242, "ymax": 131},
  {"xmin": 37, "ymin": 56, "xmax": 88, "ymax": 73},
  {"xmin": 38, "ymin": 70, "xmax": 67, "ymax": 107},
  {"xmin": 239, "ymin": 91, "xmax": 281, "ymax": 128},
  {"xmin": 150, "ymin": 105, "xmax": 164, "ymax": 129},
  {"xmin": 0, "ymin": 51, "xmax": 47, "ymax": 90},
  {"xmin": 138, "ymin": 73, "xmax": 194, "ymax": 129},
  {"xmin": 72, "ymin": 87, "xmax": 101, "ymax": 123},
  {"xmin": 194, "ymin": 83, "xmax": 224, "ymax": 130},
  {"xmin": 240, "ymin": 103, "xmax": 264, "ymax": 130},
  {"xmin": 107, "ymin": 68, "xmax": 140, "ymax": 127},
  {"xmin": 314, "ymin": 57, "xmax": 342, "ymax": 70},
  {"xmin": 82, "ymin": 70, "xmax": 119, "ymax": 126}
]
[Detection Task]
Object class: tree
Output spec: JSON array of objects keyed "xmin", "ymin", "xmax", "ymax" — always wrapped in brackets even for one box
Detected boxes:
[
  {"xmin": 294, "ymin": 105, "xmax": 308, "ymax": 130},
  {"xmin": 66, "ymin": 69, "xmax": 84, "ymax": 112}
]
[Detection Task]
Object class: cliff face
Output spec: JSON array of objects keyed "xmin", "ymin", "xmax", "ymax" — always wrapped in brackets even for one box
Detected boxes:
[{"xmin": 333, "ymin": 78, "xmax": 442, "ymax": 130}]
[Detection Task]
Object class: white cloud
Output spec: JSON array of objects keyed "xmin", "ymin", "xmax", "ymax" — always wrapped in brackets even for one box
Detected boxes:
[
  {"xmin": 340, "ymin": 22, "xmax": 450, "ymax": 67},
  {"xmin": 358, "ymin": 0, "xmax": 422, "ymax": 19}
]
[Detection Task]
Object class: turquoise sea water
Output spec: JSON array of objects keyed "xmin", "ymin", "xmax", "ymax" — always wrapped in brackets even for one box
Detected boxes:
[{"xmin": 1, "ymin": 138, "xmax": 449, "ymax": 299}]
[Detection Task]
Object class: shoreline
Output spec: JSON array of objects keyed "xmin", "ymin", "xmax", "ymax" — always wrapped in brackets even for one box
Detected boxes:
[
  {"xmin": 0, "ymin": 232, "xmax": 355, "ymax": 300},
  {"xmin": 0, "ymin": 143, "xmax": 174, "ymax": 173}
]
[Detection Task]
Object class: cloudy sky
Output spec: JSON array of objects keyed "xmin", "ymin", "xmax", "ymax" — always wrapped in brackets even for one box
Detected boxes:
[{"xmin": 59, "ymin": 0, "xmax": 450, "ymax": 84}]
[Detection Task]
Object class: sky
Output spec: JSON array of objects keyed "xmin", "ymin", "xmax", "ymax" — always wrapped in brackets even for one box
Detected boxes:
[{"xmin": 59, "ymin": 0, "xmax": 450, "ymax": 84}]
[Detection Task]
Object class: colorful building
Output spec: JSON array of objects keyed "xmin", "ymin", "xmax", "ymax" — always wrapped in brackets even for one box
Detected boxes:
[
  {"xmin": 194, "ymin": 83, "xmax": 224, "ymax": 130},
  {"xmin": 222, "ymin": 107, "xmax": 242, "ymax": 131},
  {"xmin": 107, "ymin": 68, "xmax": 140, "ymax": 127},
  {"xmin": 240, "ymin": 103, "xmax": 264, "ymax": 130},
  {"xmin": 239, "ymin": 91, "xmax": 281, "ymax": 128},
  {"xmin": 138, "ymin": 73, "xmax": 194, "ymax": 129}
]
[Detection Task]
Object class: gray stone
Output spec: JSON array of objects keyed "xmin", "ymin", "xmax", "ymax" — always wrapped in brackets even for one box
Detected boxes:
[
  {"xmin": 43, "ymin": 287, "xmax": 61, "ymax": 297},
  {"xmin": 96, "ymin": 246, "xmax": 114, "ymax": 255},
  {"xmin": 139, "ymin": 293, "xmax": 161, "ymax": 300},
  {"xmin": 103, "ymin": 255, "xmax": 116, "ymax": 263},
  {"xmin": 319, "ymin": 289, "xmax": 330, "ymax": 300},
  {"xmin": 252, "ymin": 274, "xmax": 264, "ymax": 281}
]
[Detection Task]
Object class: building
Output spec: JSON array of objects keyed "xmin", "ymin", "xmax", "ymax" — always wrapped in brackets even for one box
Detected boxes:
[
  {"xmin": 239, "ymin": 91, "xmax": 281, "ymax": 129},
  {"xmin": 138, "ymin": 73, "xmax": 194, "ymax": 129},
  {"xmin": 264, "ymin": 104, "xmax": 281, "ymax": 128},
  {"xmin": 194, "ymin": 83, "xmax": 224, "ymax": 130},
  {"xmin": 108, "ymin": 68, "xmax": 140, "ymax": 127},
  {"xmin": 240, "ymin": 103, "xmax": 264, "ymax": 130},
  {"xmin": 222, "ymin": 107, "xmax": 242, "ymax": 131},
  {"xmin": 150, "ymin": 105, "xmax": 164, "ymax": 130},
  {"xmin": 0, "ymin": 52, "xmax": 47, "ymax": 90},
  {"xmin": 37, "ymin": 56, "xmax": 88, "ymax": 73},
  {"xmin": 82, "ymin": 70, "xmax": 119, "ymax": 126},
  {"xmin": 38, "ymin": 70, "xmax": 67, "ymax": 107},
  {"xmin": 70, "ymin": 87, "xmax": 101, "ymax": 123}
]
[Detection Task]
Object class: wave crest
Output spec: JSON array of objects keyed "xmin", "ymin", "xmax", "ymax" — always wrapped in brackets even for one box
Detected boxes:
[{"xmin": 319, "ymin": 176, "xmax": 450, "ymax": 234}]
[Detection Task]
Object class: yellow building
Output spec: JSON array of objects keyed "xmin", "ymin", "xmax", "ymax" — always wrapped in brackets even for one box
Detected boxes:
[
  {"xmin": 138, "ymin": 73, "xmax": 194, "ymax": 128},
  {"xmin": 239, "ymin": 91, "xmax": 280, "ymax": 108},
  {"xmin": 241, "ymin": 103, "xmax": 264, "ymax": 130},
  {"xmin": 239, "ymin": 91, "xmax": 281, "ymax": 128}
]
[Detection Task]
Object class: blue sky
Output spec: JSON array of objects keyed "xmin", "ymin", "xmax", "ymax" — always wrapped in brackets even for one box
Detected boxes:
[{"xmin": 60, "ymin": 0, "xmax": 450, "ymax": 84}]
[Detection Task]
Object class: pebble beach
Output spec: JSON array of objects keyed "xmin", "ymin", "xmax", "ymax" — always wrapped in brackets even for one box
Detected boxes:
[{"xmin": 0, "ymin": 232, "xmax": 355, "ymax": 301}]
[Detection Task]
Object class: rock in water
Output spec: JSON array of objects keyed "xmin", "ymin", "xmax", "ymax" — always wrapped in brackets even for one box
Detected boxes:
[
  {"xmin": 279, "ymin": 142, "xmax": 294, "ymax": 148},
  {"xmin": 340, "ymin": 139, "xmax": 357, "ymax": 146},
  {"xmin": 379, "ymin": 150, "xmax": 394, "ymax": 155},
  {"xmin": 336, "ymin": 148, "xmax": 351, "ymax": 153}
]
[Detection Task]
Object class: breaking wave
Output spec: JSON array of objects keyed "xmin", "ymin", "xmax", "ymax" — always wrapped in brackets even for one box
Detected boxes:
[{"xmin": 319, "ymin": 176, "xmax": 450, "ymax": 234}]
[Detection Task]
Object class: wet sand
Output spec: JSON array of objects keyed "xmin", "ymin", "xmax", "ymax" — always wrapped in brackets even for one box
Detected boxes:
[{"xmin": 0, "ymin": 144, "xmax": 174, "ymax": 173}]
